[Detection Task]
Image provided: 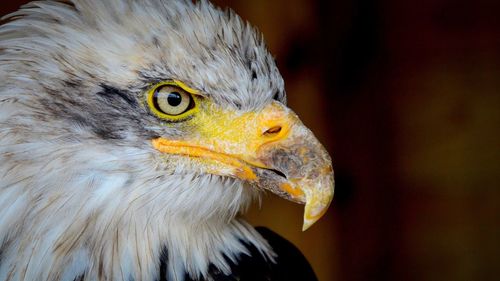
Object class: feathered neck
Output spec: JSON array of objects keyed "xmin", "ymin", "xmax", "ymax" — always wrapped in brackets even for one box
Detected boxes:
[{"xmin": 0, "ymin": 143, "xmax": 274, "ymax": 281}]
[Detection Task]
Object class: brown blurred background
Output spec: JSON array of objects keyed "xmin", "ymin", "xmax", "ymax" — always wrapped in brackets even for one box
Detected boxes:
[{"xmin": 2, "ymin": 0, "xmax": 499, "ymax": 280}]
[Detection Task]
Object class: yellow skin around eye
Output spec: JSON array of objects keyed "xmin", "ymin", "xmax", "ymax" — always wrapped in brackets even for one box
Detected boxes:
[{"xmin": 147, "ymin": 81, "xmax": 200, "ymax": 121}]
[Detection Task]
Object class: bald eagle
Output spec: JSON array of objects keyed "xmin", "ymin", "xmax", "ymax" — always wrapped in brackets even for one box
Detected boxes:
[{"xmin": 0, "ymin": 0, "xmax": 334, "ymax": 280}]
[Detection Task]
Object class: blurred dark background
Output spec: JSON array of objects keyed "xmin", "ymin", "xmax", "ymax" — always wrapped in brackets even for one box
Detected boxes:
[{"xmin": 2, "ymin": 1, "xmax": 499, "ymax": 280}]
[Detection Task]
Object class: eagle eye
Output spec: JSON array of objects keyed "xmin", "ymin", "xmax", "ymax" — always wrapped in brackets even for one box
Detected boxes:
[{"xmin": 147, "ymin": 82, "xmax": 197, "ymax": 120}]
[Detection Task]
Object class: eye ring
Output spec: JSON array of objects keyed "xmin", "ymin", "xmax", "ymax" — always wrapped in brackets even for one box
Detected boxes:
[{"xmin": 147, "ymin": 82, "xmax": 197, "ymax": 121}]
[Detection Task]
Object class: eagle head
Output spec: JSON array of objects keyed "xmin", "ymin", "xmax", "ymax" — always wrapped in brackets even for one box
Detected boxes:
[{"xmin": 0, "ymin": 0, "xmax": 333, "ymax": 280}]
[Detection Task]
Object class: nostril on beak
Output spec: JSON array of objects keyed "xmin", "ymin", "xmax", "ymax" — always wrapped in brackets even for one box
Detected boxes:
[{"xmin": 263, "ymin": 126, "xmax": 282, "ymax": 136}]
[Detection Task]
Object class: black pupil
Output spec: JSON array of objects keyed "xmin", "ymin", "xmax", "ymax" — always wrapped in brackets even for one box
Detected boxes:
[{"xmin": 167, "ymin": 92, "xmax": 182, "ymax": 106}]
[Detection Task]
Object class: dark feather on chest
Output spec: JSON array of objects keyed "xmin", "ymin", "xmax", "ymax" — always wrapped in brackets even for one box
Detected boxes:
[{"xmin": 157, "ymin": 227, "xmax": 317, "ymax": 281}]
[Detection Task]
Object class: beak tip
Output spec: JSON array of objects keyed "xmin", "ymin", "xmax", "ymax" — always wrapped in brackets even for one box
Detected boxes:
[
  {"xmin": 301, "ymin": 206, "xmax": 328, "ymax": 231},
  {"xmin": 301, "ymin": 182, "xmax": 334, "ymax": 231},
  {"xmin": 302, "ymin": 219, "xmax": 314, "ymax": 231}
]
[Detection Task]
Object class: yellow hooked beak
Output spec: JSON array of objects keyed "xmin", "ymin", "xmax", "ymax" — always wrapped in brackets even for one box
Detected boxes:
[{"xmin": 152, "ymin": 101, "xmax": 334, "ymax": 230}]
